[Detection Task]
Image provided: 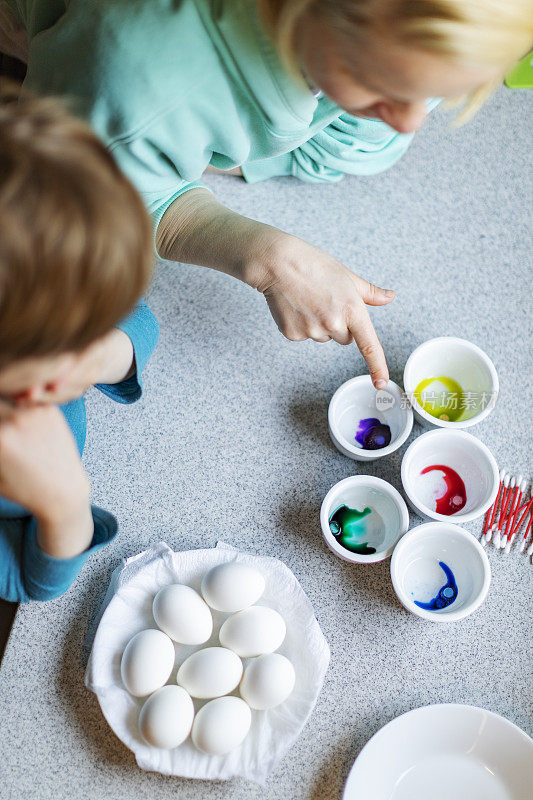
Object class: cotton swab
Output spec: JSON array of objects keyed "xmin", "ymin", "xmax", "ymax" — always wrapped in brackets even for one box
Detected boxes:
[
  {"xmin": 482, "ymin": 468, "xmax": 505, "ymax": 546},
  {"xmin": 484, "ymin": 471, "xmax": 509, "ymax": 545},
  {"xmin": 524, "ymin": 508, "xmax": 533, "ymax": 556},
  {"xmin": 500, "ymin": 475, "xmax": 524, "ymax": 550},
  {"xmin": 494, "ymin": 475, "xmax": 515, "ymax": 549},
  {"xmin": 520, "ymin": 495, "xmax": 533, "ymax": 553},
  {"xmin": 505, "ymin": 490, "xmax": 533, "ymax": 553},
  {"xmin": 497, "ymin": 496, "xmax": 533, "ymax": 530}
]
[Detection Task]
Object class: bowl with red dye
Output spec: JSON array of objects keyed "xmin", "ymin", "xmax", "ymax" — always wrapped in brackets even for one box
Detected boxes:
[
  {"xmin": 400, "ymin": 430, "xmax": 499, "ymax": 523},
  {"xmin": 328, "ymin": 376, "xmax": 413, "ymax": 462}
]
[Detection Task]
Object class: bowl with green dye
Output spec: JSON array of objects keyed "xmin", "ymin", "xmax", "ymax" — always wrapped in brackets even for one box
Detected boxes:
[
  {"xmin": 403, "ymin": 337, "xmax": 498, "ymax": 429},
  {"xmin": 320, "ymin": 476, "xmax": 410, "ymax": 564}
]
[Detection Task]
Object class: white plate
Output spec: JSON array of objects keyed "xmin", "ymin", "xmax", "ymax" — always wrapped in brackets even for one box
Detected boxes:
[
  {"xmin": 85, "ymin": 542, "xmax": 330, "ymax": 782},
  {"xmin": 343, "ymin": 704, "xmax": 533, "ymax": 800}
]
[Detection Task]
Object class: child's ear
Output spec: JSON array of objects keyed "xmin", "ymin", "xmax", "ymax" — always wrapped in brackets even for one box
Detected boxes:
[{"xmin": 17, "ymin": 385, "xmax": 48, "ymax": 406}]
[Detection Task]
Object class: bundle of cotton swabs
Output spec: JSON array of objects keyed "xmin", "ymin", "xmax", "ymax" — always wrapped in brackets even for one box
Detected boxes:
[{"xmin": 480, "ymin": 470, "xmax": 533, "ymax": 555}]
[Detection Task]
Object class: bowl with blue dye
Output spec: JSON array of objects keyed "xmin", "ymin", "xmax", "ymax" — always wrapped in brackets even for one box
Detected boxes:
[
  {"xmin": 390, "ymin": 522, "xmax": 491, "ymax": 622},
  {"xmin": 328, "ymin": 376, "xmax": 413, "ymax": 461},
  {"xmin": 403, "ymin": 337, "xmax": 498, "ymax": 429},
  {"xmin": 320, "ymin": 476, "xmax": 410, "ymax": 564},
  {"xmin": 401, "ymin": 429, "xmax": 499, "ymax": 524}
]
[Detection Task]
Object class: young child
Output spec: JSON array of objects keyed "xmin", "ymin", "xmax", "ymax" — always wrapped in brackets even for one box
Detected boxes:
[
  {"xmin": 0, "ymin": 84, "xmax": 159, "ymax": 602},
  {"xmin": 3, "ymin": 0, "xmax": 531, "ymax": 388}
]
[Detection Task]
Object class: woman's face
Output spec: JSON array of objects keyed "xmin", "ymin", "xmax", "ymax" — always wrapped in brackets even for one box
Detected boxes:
[{"xmin": 297, "ymin": 17, "xmax": 501, "ymax": 133}]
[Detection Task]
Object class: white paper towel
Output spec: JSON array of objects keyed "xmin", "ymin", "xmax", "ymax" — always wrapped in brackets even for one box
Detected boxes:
[{"xmin": 85, "ymin": 541, "xmax": 330, "ymax": 783}]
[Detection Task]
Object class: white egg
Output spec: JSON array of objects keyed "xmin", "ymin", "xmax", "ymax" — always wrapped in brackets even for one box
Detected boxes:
[
  {"xmin": 153, "ymin": 584, "xmax": 213, "ymax": 645},
  {"xmin": 191, "ymin": 696, "xmax": 252, "ymax": 755},
  {"xmin": 177, "ymin": 647, "xmax": 243, "ymax": 699},
  {"xmin": 239, "ymin": 653, "xmax": 295, "ymax": 710},
  {"xmin": 201, "ymin": 562, "xmax": 266, "ymax": 612},
  {"xmin": 121, "ymin": 629, "xmax": 175, "ymax": 697},
  {"xmin": 219, "ymin": 606, "xmax": 286, "ymax": 658},
  {"xmin": 138, "ymin": 685, "xmax": 194, "ymax": 748}
]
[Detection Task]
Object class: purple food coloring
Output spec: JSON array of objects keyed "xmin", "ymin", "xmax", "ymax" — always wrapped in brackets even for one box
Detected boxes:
[{"xmin": 355, "ymin": 418, "xmax": 392, "ymax": 450}]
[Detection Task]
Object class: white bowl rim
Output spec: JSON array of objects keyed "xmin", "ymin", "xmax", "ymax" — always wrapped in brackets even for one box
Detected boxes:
[
  {"xmin": 403, "ymin": 336, "xmax": 499, "ymax": 429},
  {"xmin": 390, "ymin": 521, "xmax": 491, "ymax": 622},
  {"xmin": 328, "ymin": 376, "xmax": 413, "ymax": 459},
  {"xmin": 400, "ymin": 429, "xmax": 499, "ymax": 523},
  {"xmin": 343, "ymin": 703, "xmax": 533, "ymax": 798},
  {"xmin": 320, "ymin": 475, "xmax": 410, "ymax": 564}
]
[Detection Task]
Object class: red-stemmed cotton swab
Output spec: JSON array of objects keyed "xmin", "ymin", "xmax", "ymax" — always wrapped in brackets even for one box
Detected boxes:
[
  {"xmin": 481, "ymin": 468, "xmax": 505, "ymax": 546},
  {"xmin": 494, "ymin": 474, "xmax": 515, "ymax": 549},
  {"xmin": 524, "ymin": 507, "xmax": 533, "ymax": 556},
  {"xmin": 496, "ymin": 496, "xmax": 533, "ymax": 534},
  {"xmin": 500, "ymin": 475, "xmax": 524, "ymax": 550},
  {"xmin": 519, "ymin": 493, "xmax": 533, "ymax": 553},
  {"xmin": 484, "ymin": 470, "xmax": 508, "ymax": 545},
  {"xmin": 504, "ymin": 480, "xmax": 528, "ymax": 552},
  {"xmin": 505, "ymin": 489, "xmax": 532, "ymax": 553}
]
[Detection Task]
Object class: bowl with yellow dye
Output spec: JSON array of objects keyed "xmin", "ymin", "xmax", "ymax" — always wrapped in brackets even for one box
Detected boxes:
[
  {"xmin": 403, "ymin": 337, "xmax": 498, "ymax": 429},
  {"xmin": 320, "ymin": 476, "xmax": 410, "ymax": 564}
]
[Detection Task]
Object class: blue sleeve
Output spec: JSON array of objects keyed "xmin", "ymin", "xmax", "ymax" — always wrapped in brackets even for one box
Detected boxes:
[
  {"xmin": 95, "ymin": 299, "xmax": 159, "ymax": 405},
  {"xmin": 0, "ymin": 506, "xmax": 118, "ymax": 603},
  {"xmin": 242, "ymin": 99, "xmax": 441, "ymax": 184}
]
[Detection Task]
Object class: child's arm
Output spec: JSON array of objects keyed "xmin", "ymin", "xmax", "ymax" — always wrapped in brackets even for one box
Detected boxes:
[
  {"xmin": 0, "ymin": 406, "xmax": 93, "ymax": 558},
  {"xmin": 156, "ymin": 190, "xmax": 393, "ymax": 388},
  {"xmin": 0, "ymin": 406, "xmax": 117, "ymax": 602}
]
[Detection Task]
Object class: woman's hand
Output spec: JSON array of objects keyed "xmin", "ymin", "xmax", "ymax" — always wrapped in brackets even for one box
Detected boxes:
[
  {"xmin": 157, "ymin": 189, "xmax": 393, "ymax": 387},
  {"xmin": 247, "ymin": 232, "xmax": 394, "ymax": 387}
]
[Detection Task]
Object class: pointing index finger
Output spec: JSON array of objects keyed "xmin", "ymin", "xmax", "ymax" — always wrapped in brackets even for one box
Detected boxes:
[{"xmin": 347, "ymin": 307, "xmax": 389, "ymax": 389}]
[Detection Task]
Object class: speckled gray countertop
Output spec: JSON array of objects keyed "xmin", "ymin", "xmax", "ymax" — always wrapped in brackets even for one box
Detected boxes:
[{"xmin": 1, "ymin": 88, "xmax": 532, "ymax": 800}]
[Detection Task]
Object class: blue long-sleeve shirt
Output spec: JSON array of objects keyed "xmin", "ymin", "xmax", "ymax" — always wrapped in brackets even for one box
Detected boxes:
[{"xmin": 0, "ymin": 300, "xmax": 159, "ymax": 603}]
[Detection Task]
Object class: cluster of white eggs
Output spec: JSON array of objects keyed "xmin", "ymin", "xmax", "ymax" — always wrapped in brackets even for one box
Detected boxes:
[{"xmin": 120, "ymin": 562, "xmax": 296, "ymax": 756}]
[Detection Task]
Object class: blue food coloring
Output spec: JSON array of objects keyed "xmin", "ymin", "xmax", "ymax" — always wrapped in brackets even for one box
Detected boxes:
[
  {"xmin": 355, "ymin": 418, "xmax": 392, "ymax": 450},
  {"xmin": 414, "ymin": 561, "xmax": 458, "ymax": 610}
]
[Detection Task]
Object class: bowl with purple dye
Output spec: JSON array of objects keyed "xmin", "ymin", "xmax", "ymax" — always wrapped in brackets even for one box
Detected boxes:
[
  {"xmin": 401, "ymin": 429, "xmax": 499, "ymax": 524},
  {"xmin": 390, "ymin": 522, "xmax": 491, "ymax": 622},
  {"xmin": 328, "ymin": 376, "xmax": 413, "ymax": 461},
  {"xmin": 320, "ymin": 476, "xmax": 410, "ymax": 564}
]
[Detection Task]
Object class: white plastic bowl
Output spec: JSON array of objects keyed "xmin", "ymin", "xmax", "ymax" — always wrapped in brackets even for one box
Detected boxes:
[
  {"xmin": 390, "ymin": 523, "xmax": 491, "ymax": 622},
  {"xmin": 403, "ymin": 337, "xmax": 498, "ymax": 429},
  {"xmin": 343, "ymin": 705, "xmax": 533, "ymax": 799},
  {"xmin": 401, "ymin": 429, "xmax": 499, "ymax": 523},
  {"xmin": 328, "ymin": 376, "xmax": 413, "ymax": 461},
  {"xmin": 320, "ymin": 476, "xmax": 410, "ymax": 564}
]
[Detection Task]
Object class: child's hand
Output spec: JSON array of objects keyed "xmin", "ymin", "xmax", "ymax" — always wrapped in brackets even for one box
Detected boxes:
[
  {"xmin": 0, "ymin": 406, "xmax": 93, "ymax": 557},
  {"xmin": 248, "ymin": 232, "xmax": 394, "ymax": 388}
]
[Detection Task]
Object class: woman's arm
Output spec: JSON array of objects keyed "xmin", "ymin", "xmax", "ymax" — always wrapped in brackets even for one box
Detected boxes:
[{"xmin": 156, "ymin": 189, "xmax": 394, "ymax": 388}]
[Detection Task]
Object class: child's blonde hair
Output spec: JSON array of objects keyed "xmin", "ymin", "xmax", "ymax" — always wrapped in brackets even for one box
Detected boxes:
[
  {"xmin": 0, "ymin": 82, "xmax": 154, "ymax": 368},
  {"xmin": 259, "ymin": 0, "xmax": 533, "ymax": 120}
]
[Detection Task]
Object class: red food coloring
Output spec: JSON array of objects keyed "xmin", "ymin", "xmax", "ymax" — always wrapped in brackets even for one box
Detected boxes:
[{"xmin": 421, "ymin": 465, "xmax": 467, "ymax": 515}]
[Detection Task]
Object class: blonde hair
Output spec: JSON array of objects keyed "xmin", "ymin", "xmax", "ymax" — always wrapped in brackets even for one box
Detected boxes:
[
  {"xmin": 0, "ymin": 81, "xmax": 154, "ymax": 368},
  {"xmin": 259, "ymin": 0, "xmax": 533, "ymax": 121}
]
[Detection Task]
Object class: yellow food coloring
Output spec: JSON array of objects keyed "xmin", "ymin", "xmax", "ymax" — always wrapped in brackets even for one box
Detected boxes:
[{"xmin": 413, "ymin": 376, "xmax": 464, "ymax": 422}]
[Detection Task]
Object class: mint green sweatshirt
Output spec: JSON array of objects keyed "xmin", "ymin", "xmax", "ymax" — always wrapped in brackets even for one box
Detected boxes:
[{"xmin": 8, "ymin": 0, "xmax": 420, "ymax": 228}]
